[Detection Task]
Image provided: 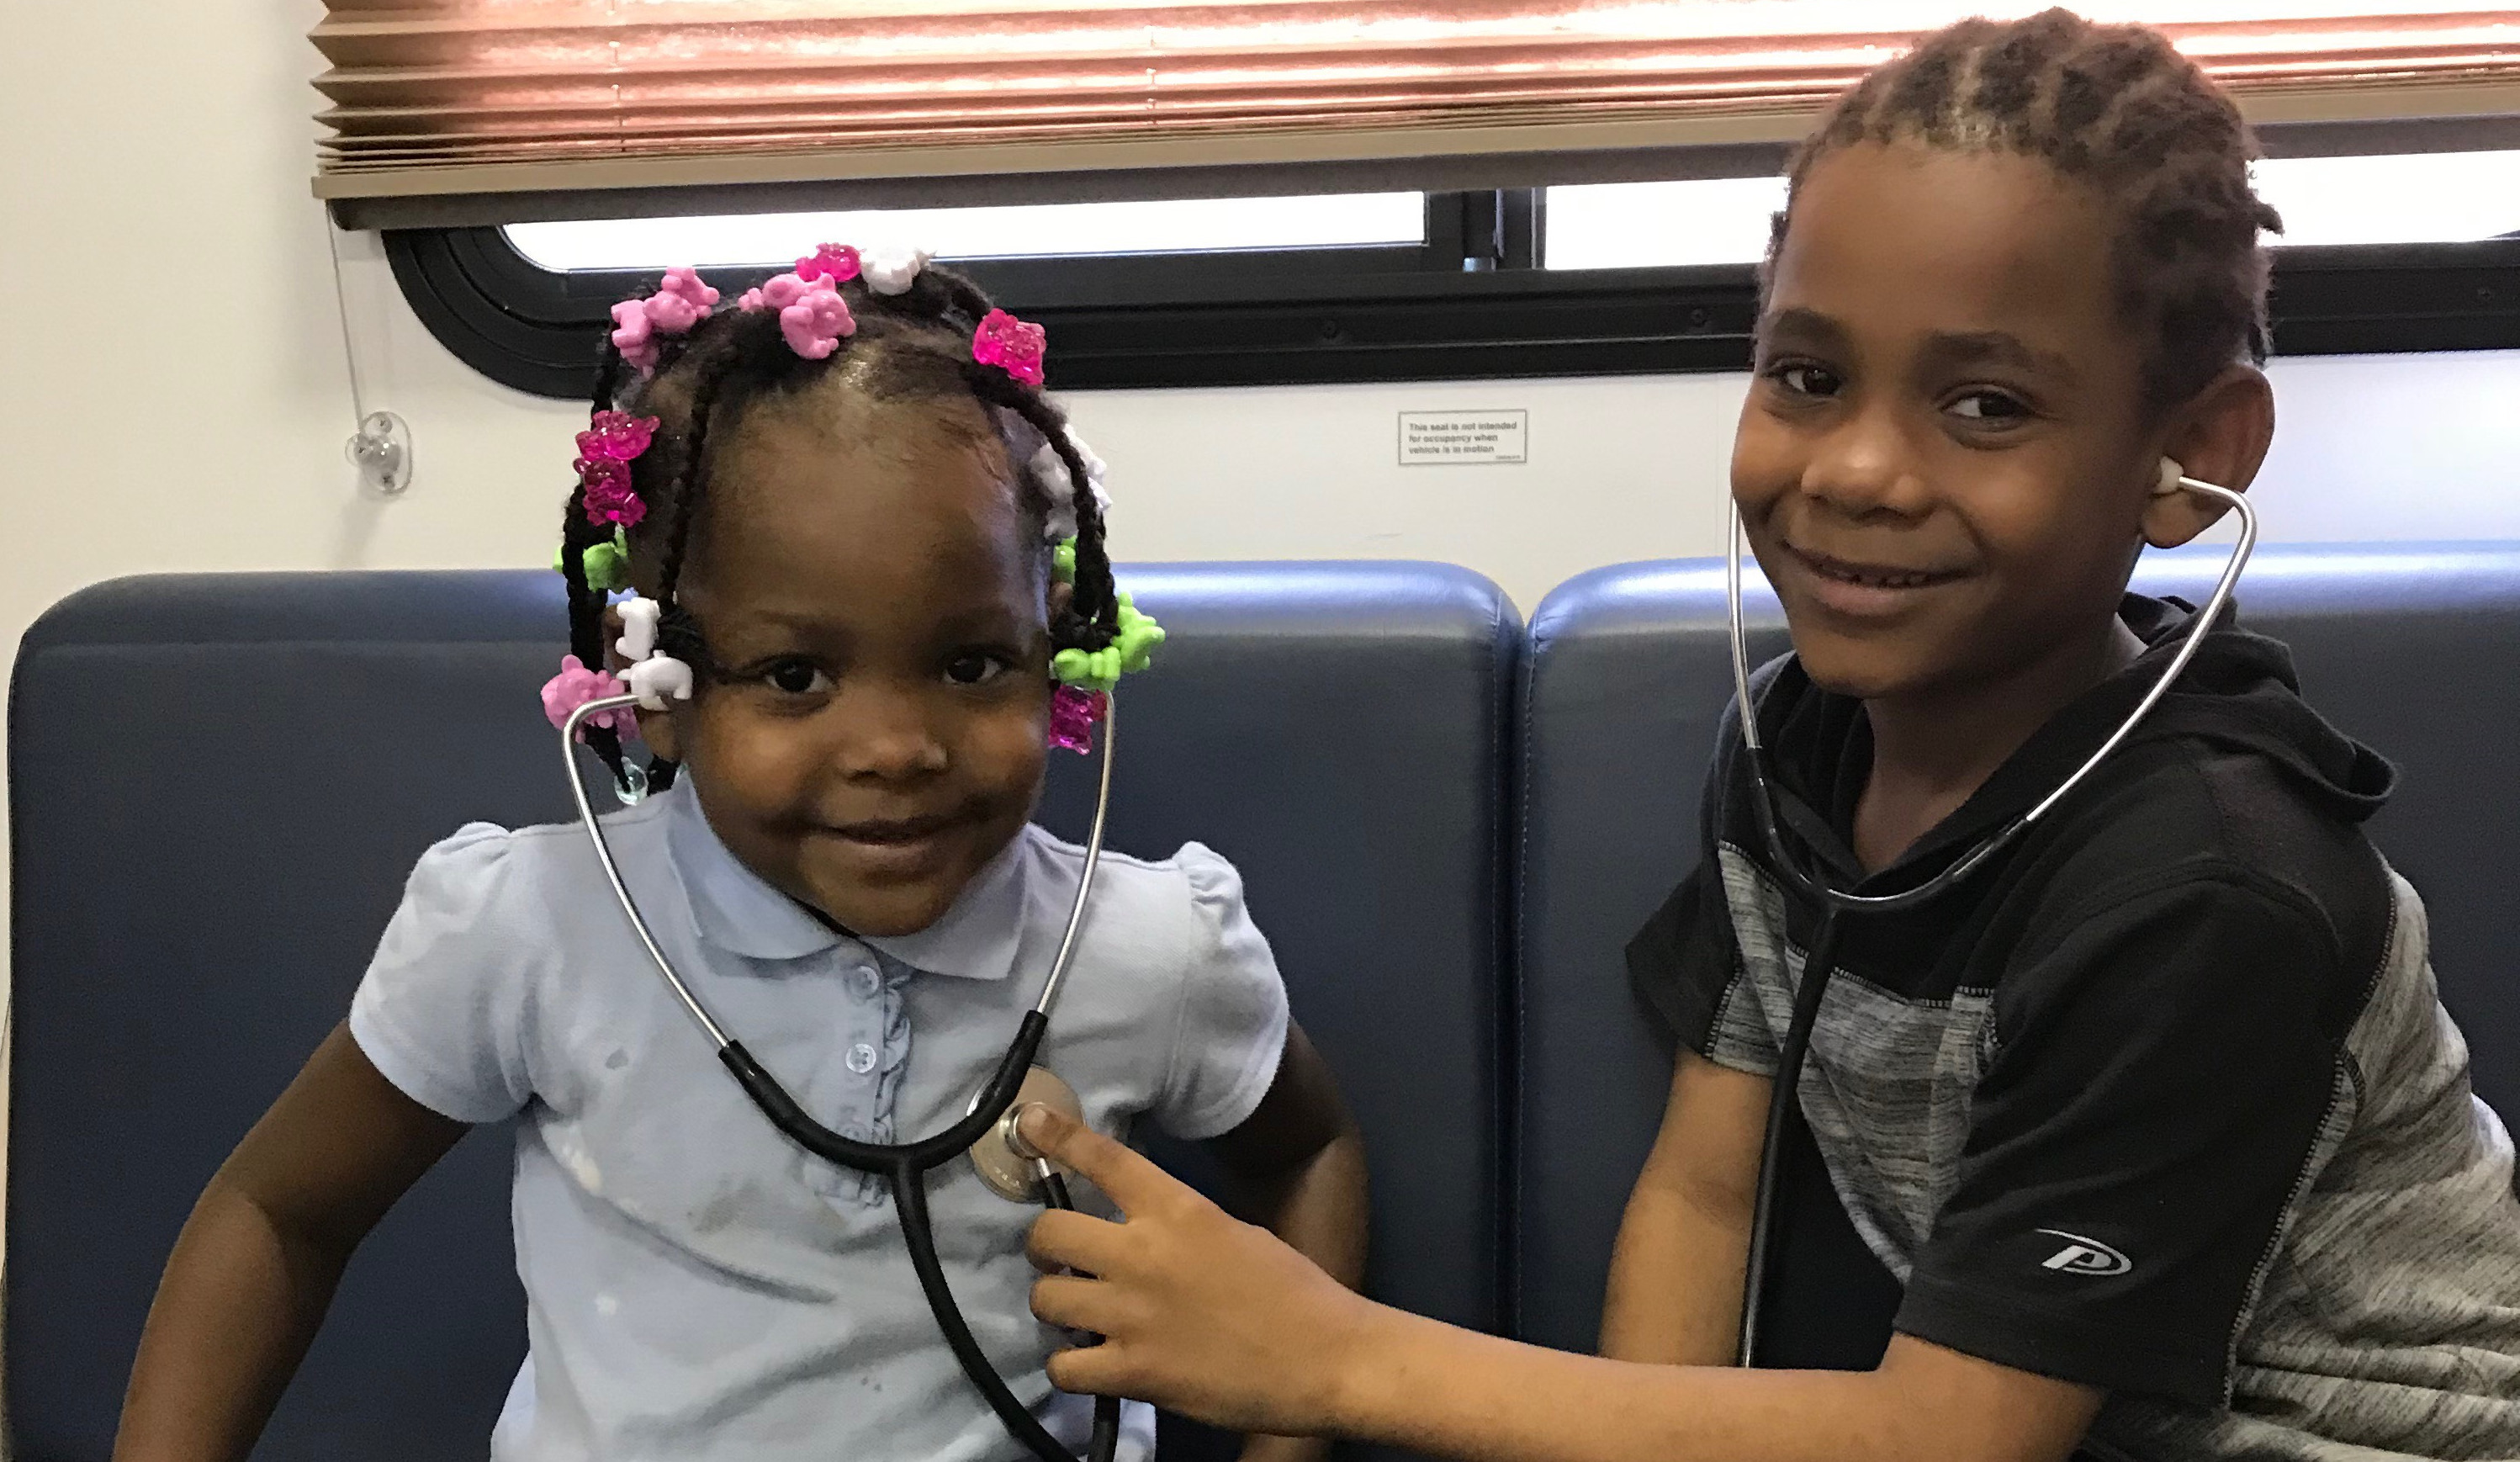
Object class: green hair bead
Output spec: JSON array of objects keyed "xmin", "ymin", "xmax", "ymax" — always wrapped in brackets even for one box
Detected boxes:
[
  {"xmin": 554, "ymin": 529, "xmax": 631, "ymax": 591},
  {"xmin": 1051, "ymin": 589, "xmax": 1167, "ymax": 692},
  {"xmin": 1052, "ymin": 538, "xmax": 1078, "ymax": 585},
  {"xmin": 1112, "ymin": 591, "xmax": 1165, "ymax": 673}
]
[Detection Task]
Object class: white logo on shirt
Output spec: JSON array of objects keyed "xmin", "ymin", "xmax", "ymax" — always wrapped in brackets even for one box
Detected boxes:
[{"xmin": 2035, "ymin": 1229, "xmax": 2132, "ymax": 1275}]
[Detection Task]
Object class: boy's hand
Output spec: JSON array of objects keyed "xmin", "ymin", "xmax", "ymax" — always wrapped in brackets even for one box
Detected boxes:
[{"xmin": 1020, "ymin": 1105, "xmax": 1372, "ymax": 1438}]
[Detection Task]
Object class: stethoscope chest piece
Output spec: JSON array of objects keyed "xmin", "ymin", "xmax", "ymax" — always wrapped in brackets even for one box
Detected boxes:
[{"xmin": 967, "ymin": 1065, "xmax": 1085, "ymax": 1200}]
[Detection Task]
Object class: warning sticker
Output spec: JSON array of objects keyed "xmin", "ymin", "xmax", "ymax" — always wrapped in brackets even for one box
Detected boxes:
[{"xmin": 1398, "ymin": 410, "xmax": 1528, "ymax": 466}]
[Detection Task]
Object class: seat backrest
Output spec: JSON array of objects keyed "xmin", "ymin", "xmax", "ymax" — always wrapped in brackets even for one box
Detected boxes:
[
  {"xmin": 1512, "ymin": 543, "xmax": 2520, "ymax": 1363},
  {"xmin": 2128, "ymin": 543, "xmax": 2520, "ymax": 1114},
  {"xmin": 1511, "ymin": 560, "xmax": 1824, "ymax": 1359},
  {"xmin": 8, "ymin": 562, "xmax": 1520, "ymax": 1462}
]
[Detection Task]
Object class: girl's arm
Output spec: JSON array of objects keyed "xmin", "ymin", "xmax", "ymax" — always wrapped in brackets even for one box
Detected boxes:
[
  {"xmin": 1198, "ymin": 1020, "xmax": 1369, "ymax": 1462},
  {"xmin": 114, "ymin": 1022, "xmax": 468, "ymax": 1462},
  {"xmin": 1027, "ymin": 1108, "xmax": 2101, "ymax": 1462},
  {"xmin": 1597, "ymin": 1049, "xmax": 1767, "ymax": 1364}
]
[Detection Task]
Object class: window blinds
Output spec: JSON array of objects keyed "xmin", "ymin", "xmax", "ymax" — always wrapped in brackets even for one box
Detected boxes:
[{"xmin": 313, "ymin": 2, "xmax": 2520, "ymax": 225}]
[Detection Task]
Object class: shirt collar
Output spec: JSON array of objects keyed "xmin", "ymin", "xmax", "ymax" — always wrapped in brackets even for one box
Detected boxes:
[
  {"xmin": 664, "ymin": 781, "xmax": 1025, "ymax": 981},
  {"xmin": 1752, "ymin": 595, "xmax": 2243, "ymax": 890}
]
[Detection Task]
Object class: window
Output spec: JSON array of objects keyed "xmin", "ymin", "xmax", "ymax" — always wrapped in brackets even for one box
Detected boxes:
[
  {"xmin": 385, "ymin": 190, "xmax": 1585, "ymax": 396},
  {"xmin": 502, "ymin": 194, "xmax": 1431, "ymax": 273},
  {"xmin": 1542, "ymin": 150, "xmax": 2520, "ymax": 269},
  {"xmin": 1543, "ymin": 178, "xmax": 1787, "ymax": 272},
  {"xmin": 393, "ymin": 150, "xmax": 2520, "ymax": 398},
  {"xmin": 2253, "ymin": 151, "xmax": 2520, "ymax": 245}
]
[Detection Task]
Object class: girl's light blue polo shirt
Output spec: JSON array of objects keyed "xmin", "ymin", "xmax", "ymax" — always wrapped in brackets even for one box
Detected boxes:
[{"xmin": 347, "ymin": 780, "xmax": 1289, "ymax": 1462}]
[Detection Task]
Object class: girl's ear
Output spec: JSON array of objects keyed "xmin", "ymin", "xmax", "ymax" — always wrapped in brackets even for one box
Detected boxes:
[
  {"xmin": 2142, "ymin": 364, "xmax": 2274, "ymax": 549},
  {"xmin": 599, "ymin": 601, "xmax": 685, "ymax": 762},
  {"xmin": 637, "ymin": 704, "xmax": 682, "ymax": 765},
  {"xmin": 1046, "ymin": 576, "xmax": 1074, "ymax": 622}
]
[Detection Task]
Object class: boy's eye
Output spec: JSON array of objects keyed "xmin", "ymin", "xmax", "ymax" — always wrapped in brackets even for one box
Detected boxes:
[
  {"xmin": 1949, "ymin": 389, "xmax": 2032, "ymax": 422},
  {"xmin": 1767, "ymin": 363, "xmax": 1842, "ymax": 399},
  {"xmin": 945, "ymin": 651, "xmax": 1012, "ymax": 686},
  {"xmin": 763, "ymin": 659, "xmax": 834, "ymax": 696}
]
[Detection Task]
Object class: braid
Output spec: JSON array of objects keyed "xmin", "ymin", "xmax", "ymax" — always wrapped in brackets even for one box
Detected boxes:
[
  {"xmin": 641, "ymin": 345, "xmax": 733, "ymax": 798},
  {"xmin": 559, "ymin": 336, "xmax": 632, "ymax": 788},
  {"xmin": 563, "ymin": 336, "xmax": 626, "ymax": 670},
  {"xmin": 962, "ymin": 362, "xmax": 1120, "ymax": 650},
  {"xmin": 1059, "ymin": 448, "xmax": 1120, "ymax": 652},
  {"xmin": 1773, "ymin": 8, "xmax": 2283, "ymax": 409},
  {"xmin": 929, "ymin": 273, "xmax": 998, "ymax": 335},
  {"xmin": 654, "ymin": 347, "xmax": 739, "ymax": 608},
  {"xmin": 621, "ymin": 317, "xmax": 760, "ymax": 797}
]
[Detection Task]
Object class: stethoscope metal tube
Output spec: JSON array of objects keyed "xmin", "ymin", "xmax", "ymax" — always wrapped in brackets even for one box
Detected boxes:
[
  {"xmin": 1723, "ymin": 478, "xmax": 2257, "ymax": 1365},
  {"xmin": 560, "ymin": 692, "xmax": 1125, "ymax": 1462}
]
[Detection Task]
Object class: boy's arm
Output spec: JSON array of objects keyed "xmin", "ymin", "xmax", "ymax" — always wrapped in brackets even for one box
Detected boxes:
[
  {"xmin": 1597, "ymin": 1049, "xmax": 1767, "ymax": 1365},
  {"xmin": 1030, "ymin": 1109, "xmax": 2102, "ymax": 1462},
  {"xmin": 1199, "ymin": 1020, "xmax": 1369, "ymax": 1462},
  {"xmin": 1321, "ymin": 1310, "xmax": 2100, "ymax": 1462},
  {"xmin": 114, "ymin": 1022, "xmax": 468, "ymax": 1462}
]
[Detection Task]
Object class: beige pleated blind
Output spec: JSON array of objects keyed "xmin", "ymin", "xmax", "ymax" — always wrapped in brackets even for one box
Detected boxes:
[{"xmin": 312, "ymin": 2, "xmax": 2520, "ymax": 224}]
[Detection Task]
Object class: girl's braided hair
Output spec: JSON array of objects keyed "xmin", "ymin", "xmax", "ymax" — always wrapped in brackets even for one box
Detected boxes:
[
  {"xmin": 1771, "ymin": 8, "xmax": 2285, "ymax": 411},
  {"xmin": 559, "ymin": 262, "xmax": 1118, "ymax": 794}
]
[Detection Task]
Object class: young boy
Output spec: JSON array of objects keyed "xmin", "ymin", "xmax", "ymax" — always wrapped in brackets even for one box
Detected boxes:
[{"xmin": 1016, "ymin": 13, "xmax": 2520, "ymax": 1462}]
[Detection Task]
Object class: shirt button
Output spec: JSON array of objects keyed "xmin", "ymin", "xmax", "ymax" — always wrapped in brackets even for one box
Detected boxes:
[
  {"xmin": 856, "ymin": 967, "xmax": 883, "ymax": 998},
  {"xmin": 846, "ymin": 1042, "xmax": 878, "ymax": 1074}
]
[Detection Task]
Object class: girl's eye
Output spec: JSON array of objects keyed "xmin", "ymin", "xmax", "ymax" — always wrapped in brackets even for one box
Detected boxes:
[
  {"xmin": 945, "ymin": 652, "xmax": 1011, "ymax": 686},
  {"xmin": 764, "ymin": 659, "xmax": 833, "ymax": 696},
  {"xmin": 1949, "ymin": 389, "xmax": 2032, "ymax": 422},
  {"xmin": 1768, "ymin": 363, "xmax": 1842, "ymax": 399}
]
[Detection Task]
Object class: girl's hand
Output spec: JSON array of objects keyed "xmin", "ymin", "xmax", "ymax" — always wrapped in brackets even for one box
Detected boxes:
[{"xmin": 1020, "ymin": 1105, "xmax": 1376, "ymax": 1438}]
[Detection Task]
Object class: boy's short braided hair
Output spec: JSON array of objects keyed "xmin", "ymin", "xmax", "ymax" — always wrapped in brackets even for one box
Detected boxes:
[
  {"xmin": 559, "ymin": 262, "xmax": 1116, "ymax": 794},
  {"xmin": 1771, "ymin": 8, "xmax": 2284, "ymax": 410}
]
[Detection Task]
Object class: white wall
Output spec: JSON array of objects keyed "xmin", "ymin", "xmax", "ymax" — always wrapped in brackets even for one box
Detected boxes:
[
  {"xmin": 8, "ymin": 0, "xmax": 2520, "ymax": 1267},
  {"xmin": 309, "ymin": 231, "xmax": 1765, "ymax": 612}
]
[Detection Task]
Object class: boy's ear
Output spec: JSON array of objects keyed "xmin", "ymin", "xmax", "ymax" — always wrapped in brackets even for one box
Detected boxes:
[{"xmin": 2143, "ymin": 364, "xmax": 2275, "ymax": 549}]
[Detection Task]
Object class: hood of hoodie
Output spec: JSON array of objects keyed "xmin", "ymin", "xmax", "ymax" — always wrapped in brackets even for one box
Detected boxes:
[{"xmin": 1750, "ymin": 594, "xmax": 2397, "ymax": 887}]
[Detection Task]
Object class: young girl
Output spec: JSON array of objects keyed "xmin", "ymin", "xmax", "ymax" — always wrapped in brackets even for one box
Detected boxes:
[
  {"xmin": 1019, "ymin": 12, "xmax": 2520, "ymax": 1462},
  {"xmin": 114, "ymin": 249, "xmax": 1367, "ymax": 1462}
]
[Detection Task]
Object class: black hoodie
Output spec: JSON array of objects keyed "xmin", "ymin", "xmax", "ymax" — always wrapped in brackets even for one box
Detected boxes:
[{"xmin": 1628, "ymin": 596, "xmax": 2520, "ymax": 1460}]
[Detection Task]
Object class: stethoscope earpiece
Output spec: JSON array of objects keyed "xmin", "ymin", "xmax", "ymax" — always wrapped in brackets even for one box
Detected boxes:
[{"xmin": 2156, "ymin": 457, "xmax": 2186, "ymax": 496}]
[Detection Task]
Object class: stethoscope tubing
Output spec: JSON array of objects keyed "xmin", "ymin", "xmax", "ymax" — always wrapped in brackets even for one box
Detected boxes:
[
  {"xmin": 1736, "ymin": 908, "xmax": 1844, "ymax": 1367},
  {"xmin": 560, "ymin": 691, "xmax": 1125, "ymax": 1462},
  {"xmin": 1723, "ymin": 480, "xmax": 2257, "ymax": 1365}
]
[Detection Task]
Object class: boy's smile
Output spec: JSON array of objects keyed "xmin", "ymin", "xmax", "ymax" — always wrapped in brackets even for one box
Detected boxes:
[{"xmin": 1778, "ymin": 540, "xmax": 1975, "ymax": 622}]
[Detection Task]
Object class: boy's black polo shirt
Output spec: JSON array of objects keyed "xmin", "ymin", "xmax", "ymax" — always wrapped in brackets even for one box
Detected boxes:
[{"xmin": 1630, "ymin": 596, "xmax": 2520, "ymax": 1459}]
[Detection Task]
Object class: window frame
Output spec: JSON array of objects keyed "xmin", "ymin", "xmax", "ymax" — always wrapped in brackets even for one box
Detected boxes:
[{"xmin": 384, "ymin": 187, "xmax": 2520, "ymax": 398}]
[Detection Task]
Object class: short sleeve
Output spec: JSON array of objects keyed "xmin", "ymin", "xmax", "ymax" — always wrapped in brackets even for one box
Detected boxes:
[
  {"xmin": 1151, "ymin": 844, "xmax": 1291, "ymax": 1142},
  {"xmin": 347, "ymin": 824, "xmax": 540, "ymax": 1124},
  {"xmin": 1626, "ymin": 745, "xmax": 1776, "ymax": 1076},
  {"xmin": 1896, "ymin": 875, "xmax": 2347, "ymax": 1406}
]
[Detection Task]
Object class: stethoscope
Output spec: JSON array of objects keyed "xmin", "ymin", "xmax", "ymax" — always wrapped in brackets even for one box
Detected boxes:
[
  {"xmin": 558, "ymin": 691, "xmax": 1128, "ymax": 1462},
  {"xmin": 1722, "ymin": 462, "xmax": 2258, "ymax": 1365}
]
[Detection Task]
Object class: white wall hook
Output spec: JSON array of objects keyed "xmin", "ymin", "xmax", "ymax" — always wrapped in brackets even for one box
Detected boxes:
[{"xmin": 347, "ymin": 411, "xmax": 413, "ymax": 496}]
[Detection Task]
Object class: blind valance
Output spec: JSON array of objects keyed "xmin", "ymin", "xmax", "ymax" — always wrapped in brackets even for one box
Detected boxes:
[{"xmin": 312, "ymin": 2, "xmax": 2520, "ymax": 224}]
